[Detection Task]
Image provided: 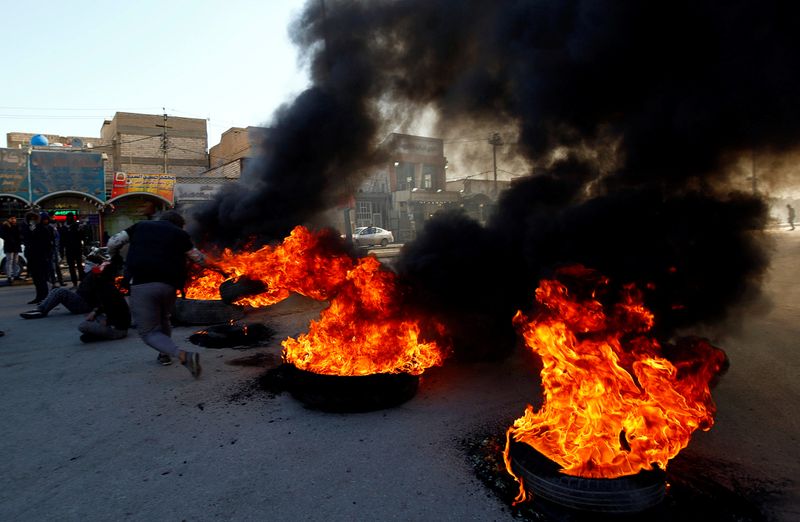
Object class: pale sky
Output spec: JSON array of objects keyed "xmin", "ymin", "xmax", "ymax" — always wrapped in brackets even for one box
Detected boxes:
[{"xmin": 0, "ymin": 0, "xmax": 311, "ymax": 148}]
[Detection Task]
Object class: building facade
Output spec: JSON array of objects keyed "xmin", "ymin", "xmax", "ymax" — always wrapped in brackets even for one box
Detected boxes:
[
  {"xmin": 348, "ymin": 133, "xmax": 458, "ymax": 242},
  {"xmin": 99, "ymin": 112, "xmax": 209, "ymax": 233},
  {"xmin": 3, "ymin": 111, "xmax": 213, "ymax": 239}
]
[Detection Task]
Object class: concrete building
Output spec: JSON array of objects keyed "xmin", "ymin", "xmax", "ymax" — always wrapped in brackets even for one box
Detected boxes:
[
  {"xmin": 174, "ymin": 126, "xmax": 269, "ymax": 212},
  {"xmin": 347, "ymin": 133, "xmax": 458, "ymax": 242},
  {"xmin": 6, "ymin": 132, "xmax": 105, "ymax": 150},
  {"xmin": 210, "ymin": 127, "xmax": 252, "ymax": 168},
  {"xmin": 101, "ymin": 112, "xmax": 208, "ymax": 178},
  {"xmin": 445, "ymin": 177, "xmax": 511, "ymax": 225},
  {"xmin": 99, "ymin": 112, "xmax": 209, "ymax": 233}
]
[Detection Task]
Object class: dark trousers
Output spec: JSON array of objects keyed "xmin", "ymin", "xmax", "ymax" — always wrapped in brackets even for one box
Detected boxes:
[
  {"xmin": 65, "ymin": 250, "xmax": 84, "ymax": 285},
  {"xmin": 28, "ymin": 258, "xmax": 50, "ymax": 302},
  {"xmin": 129, "ymin": 282, "xmax": 180, "ymax": 357},
  {"xmin": 37, "ymin": 287, "xmax": 91, "ymax": 315}
]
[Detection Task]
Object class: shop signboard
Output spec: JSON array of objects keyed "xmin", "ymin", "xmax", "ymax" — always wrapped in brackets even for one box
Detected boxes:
[
  {"xmin": 0, "ymin": 148, "xmax": 30, "ymax": 201},
  {"xmin": 174, "ymin": 182, "xmax": 223, "ymax": 201},
  {"xmin": 29, "ymin": 150, "xmax": 106, "ymax": 202},
  {"xmin": 111, "ymin": 172, "xmax": 176, "ymax": 204}
]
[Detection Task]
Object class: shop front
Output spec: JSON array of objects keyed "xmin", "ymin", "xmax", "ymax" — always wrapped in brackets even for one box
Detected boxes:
[
  {"xmin": 37, "ymin": 192, "xmax": 105, "ymax": 246},
  {"xmin": 103, "ymin": 193, "xmax": 171, "ymax": 236}
]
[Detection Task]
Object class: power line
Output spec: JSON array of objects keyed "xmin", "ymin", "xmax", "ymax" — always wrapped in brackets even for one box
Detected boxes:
[
  {"xmin": 0, "ymin": 105, "xmax": 162, "ymax": 111},
  {"xmin": 0, "ymin": 114, "xmax": 106, "ymax": 119}
]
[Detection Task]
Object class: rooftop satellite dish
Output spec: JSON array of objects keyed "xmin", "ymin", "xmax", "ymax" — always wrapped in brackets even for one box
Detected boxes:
[{"xmin": 71, "ymin": 138, "xmax": 83, "ymax": 148}]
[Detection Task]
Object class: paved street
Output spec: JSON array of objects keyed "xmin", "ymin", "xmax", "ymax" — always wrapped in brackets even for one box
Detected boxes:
[{"xmin": 1, "ymin": 231, "xmax": 799, "ymax": 521}]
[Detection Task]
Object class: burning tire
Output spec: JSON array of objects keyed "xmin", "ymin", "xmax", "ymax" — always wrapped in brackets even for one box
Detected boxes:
[
  {"xmin": 274, "ymin": 364, "xmax": 419, "ymax": 412},
  {"xmin": 507, "ymin": 440, "xmax": 666, "ymax": 514},
  {"xmin": 172, "ymin": 297, "xmax": 244, "ymax": 326},
  {"xmin": 189, "ymin": 322, "xmax": 274, "ymax": 348}
]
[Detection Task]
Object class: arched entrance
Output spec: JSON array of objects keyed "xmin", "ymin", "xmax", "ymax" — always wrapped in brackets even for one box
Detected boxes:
[
  {"xmin": 36, "ymin": 191, "xmax": 105, "ymax": 246},
  {"xmin": 0, "ymin": 195, "xmax": 32, "ymax": 219},
  {"xmin": 104, "ymin": 193, "xmax": 171, "ymax": 237}
]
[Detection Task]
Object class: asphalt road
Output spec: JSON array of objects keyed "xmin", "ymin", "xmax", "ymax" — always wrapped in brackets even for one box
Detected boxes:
[{"xmin": 0, "ymin": 231, "xmax": 798, "ymax": 521}]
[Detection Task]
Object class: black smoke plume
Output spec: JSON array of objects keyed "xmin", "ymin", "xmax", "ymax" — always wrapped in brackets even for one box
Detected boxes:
[{"xmin": 194, "ymin": 0, "xmax": 797, "ymax": 359}]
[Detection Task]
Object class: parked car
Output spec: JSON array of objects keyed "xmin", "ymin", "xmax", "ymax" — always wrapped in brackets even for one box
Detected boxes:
[
  {"xmin": 0, "ymin": 238, "xmax": 27, "ymax": 278},
  {"xmin": 352, "ymin": 226, "xmax": 394, "ymax": 247}
]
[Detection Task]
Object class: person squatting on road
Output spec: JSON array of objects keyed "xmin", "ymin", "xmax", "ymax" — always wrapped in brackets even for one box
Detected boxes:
[
  {"xmin": 107, "ymin": 210, "xmax": 221, "ymax": 378},
  {"xmin": 77, "ymin": 258, "xmax": 131, "ymax": 343},
  {"xmin": 19, "ymin": 253, "xmax": 130, "ymax": 341}
]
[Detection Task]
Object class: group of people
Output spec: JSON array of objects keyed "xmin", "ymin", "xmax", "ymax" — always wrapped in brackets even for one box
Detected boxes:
[
  {"xmin": 4, "ymin": 208, "xmax": 221, "ymax": 379},
  {"xmin": 1, "ymin": 211, "xmax": 88, "ymax": 299},
  {"xmin": 2, "ymin": 211, "xmax": 130, "ymax": 344}
]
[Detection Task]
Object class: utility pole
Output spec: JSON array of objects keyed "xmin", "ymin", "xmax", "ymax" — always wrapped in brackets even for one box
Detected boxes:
[
  {"xmin": 155, "ymin": 108, "xmax": 172, "ymax": 175},
  {"xmin": 488, "ymin": 132, "xmax": 503, "ymax": 196}
]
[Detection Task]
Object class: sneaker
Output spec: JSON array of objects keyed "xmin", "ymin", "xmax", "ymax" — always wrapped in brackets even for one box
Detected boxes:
[
  {"xmin": 20, "ymin": 310, "xmax": 45, "ymax": 319},
  {"xmin": 80, "ymin": 333, "xmax": 102, "ymax": 343},
  {"xmin": 157, "ymin": 353, "xmax": 172, "ymax": 366},
  {"xmin": 181, "ymin": 351, "xmax": 202, "ymax": 378},
  {"xmin": 26, "ymin": 299, "xmax": 40, "ymax": 305}
]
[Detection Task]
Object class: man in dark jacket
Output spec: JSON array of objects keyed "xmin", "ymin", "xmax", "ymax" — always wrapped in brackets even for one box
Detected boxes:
[
  {"xmin": 1, "ymin": 216, "xmax": 23, "ymax": 284},
  {"xmin": 22, "ymin": 212, "xmax": 53, "ymax": 304},
  {"xmin": 107, "ymin": 210, "xmax": 220, "ymax": 378},
  {"xmin": 77, "ymin": 258, "xmax": 131, "ymax": 342},
  {"xmin": 60, "ymin": 212, "xmax": 85, "ymax": 285}
]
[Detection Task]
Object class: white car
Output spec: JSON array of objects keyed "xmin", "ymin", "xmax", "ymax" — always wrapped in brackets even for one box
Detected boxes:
[{"xmin": 352, "ymin": 226, "xmax": 394, "ymax": 247}]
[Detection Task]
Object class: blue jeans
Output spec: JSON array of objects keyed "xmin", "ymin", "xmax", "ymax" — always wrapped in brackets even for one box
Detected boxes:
[
  {"xmin": 5, "ymin": 252, "xmax": 20, "ymax": 279},
  {"xmin": 37, "ymin": 287, "xmax": 92, "ymax": 316}
]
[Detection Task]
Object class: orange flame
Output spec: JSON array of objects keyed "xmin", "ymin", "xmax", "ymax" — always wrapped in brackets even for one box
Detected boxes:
[
  {"xmin": 282, "ymin": 256, "xmax": 445, "ymax": 376},
  {"xmin": 504, "ymin": 266, "xmax": 726, "ymax": 500},
  {"xmin": 185, "ymin": 226, "xmax": 446, "ymax": 376},
  {"xmin": 185, "ymin": 226, "xmax": 355, "ymax": 306}
]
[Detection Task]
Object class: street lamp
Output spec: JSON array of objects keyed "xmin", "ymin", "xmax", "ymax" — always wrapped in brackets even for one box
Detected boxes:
[{"xmin": 488, "ymin": 132, "xmax": 503, "ymax": 195}]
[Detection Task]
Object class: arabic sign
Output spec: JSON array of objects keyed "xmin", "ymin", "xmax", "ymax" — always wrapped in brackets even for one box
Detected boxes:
[
  {"xmin": 29, "ymin": 150, "xmax": 106, "ymax": 201},
  {"xmin": 174, "ymin": 182, "xmax": 223, "ymax": 201},
  {"xmin": 0, "ymin": 148, "xmax": 30, "ymax": 200},
  {"xmin": 392, "ymin": 135, "xmax": 443, "ymax": 156},
  {"xmin": 111, "ymin": 172, "xmax": 176, "ymax": 203}
]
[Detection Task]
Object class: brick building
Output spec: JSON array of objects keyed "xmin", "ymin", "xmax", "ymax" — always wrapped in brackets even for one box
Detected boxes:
[
  {"xmin": 346, "ymin": 133, "xmax": 458, "ymax": 242},
  {"xmin": 101, "ymin": 112, "xmax": 208, "ymax": 179},
  {"xmin": 100, "ymin": 112, "xmax": 209, "ymax": 233},
  {"xmin": 6, "ymin": 132, "xmax": 105, "ymax": 150}
]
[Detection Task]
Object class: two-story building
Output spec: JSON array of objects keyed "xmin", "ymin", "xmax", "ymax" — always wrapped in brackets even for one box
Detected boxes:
[{"xmin": 350, "ymin": 133, "xmax": 459, "ymax": 242}]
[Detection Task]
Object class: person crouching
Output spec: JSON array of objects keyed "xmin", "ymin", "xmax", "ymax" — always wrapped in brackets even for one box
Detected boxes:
[{"xmin": 77, "ymin": 259, "xmax": 131, "ymax": 343}]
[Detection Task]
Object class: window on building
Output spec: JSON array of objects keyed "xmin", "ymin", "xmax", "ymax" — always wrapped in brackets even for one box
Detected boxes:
[
  {"xmin": 356, "ymin": 201, "xmax": 373, "ymax": 227},
  {"xmin": 396, "ymin": 162, "xmax": 415, "ymax": 190},
  {"xmin": 422, "ymin": 164, "xmax": 437, "ymax": 189}
]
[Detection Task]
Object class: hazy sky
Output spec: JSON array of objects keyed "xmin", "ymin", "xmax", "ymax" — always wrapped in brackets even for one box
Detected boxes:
[{"xmin": 0, "ymin": 0, "xmax": 310, "ymax": 148}]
